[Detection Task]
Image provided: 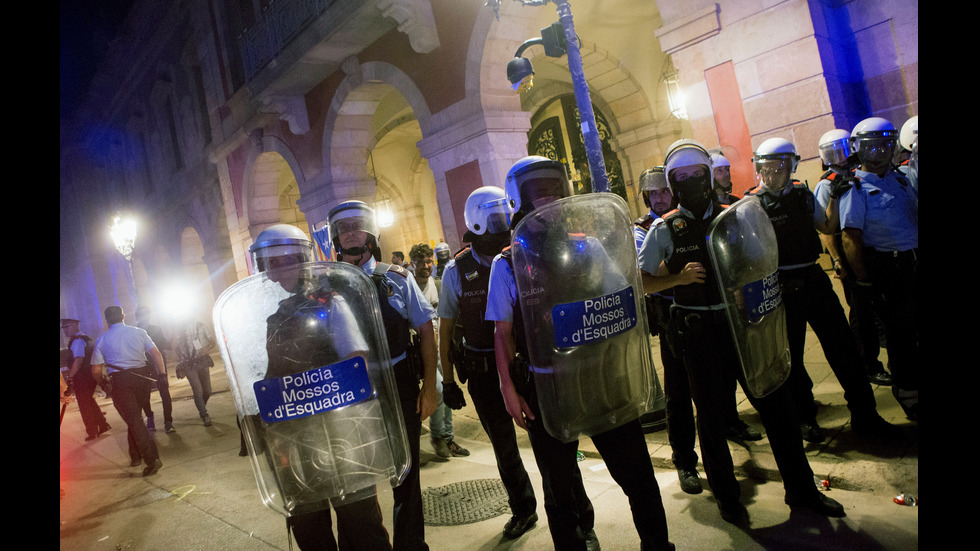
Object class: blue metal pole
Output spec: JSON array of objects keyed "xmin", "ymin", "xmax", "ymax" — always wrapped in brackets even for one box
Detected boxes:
[{"xmin": 554, "ymin": 0, "xmax": 609, "ymax": 193}]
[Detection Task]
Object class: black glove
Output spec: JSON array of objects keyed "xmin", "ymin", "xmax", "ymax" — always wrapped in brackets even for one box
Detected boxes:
[
  {"xmin": 443, "ymin": 382, "xmax": 466, "ymax": 410},
  {"xmin": 829, "ymin": 177, "xmax": 852, "ymax": 199},
  {"xmin": 156, "ymin": 371, "xmax": 170, "ymax": 388}
]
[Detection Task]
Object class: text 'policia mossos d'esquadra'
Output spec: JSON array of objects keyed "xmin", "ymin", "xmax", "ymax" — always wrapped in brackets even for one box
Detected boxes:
[
  {"xmin": 254, "ymin": 356, "xmax": 373, "ymax": 422},
  {"xmin": 552, "ymin": 286, "xmax": 637, "ymax": 348}
]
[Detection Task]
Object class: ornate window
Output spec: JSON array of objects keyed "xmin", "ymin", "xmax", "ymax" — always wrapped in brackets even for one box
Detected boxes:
[{"xmin": 527, "ymin": 94, "xmax": 625, "ymax": 202}]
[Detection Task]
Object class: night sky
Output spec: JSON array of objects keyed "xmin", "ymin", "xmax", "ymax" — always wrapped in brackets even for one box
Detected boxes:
[{"xmin": 60, "ymin": 0, "xmax": 135, "ymax": 121}]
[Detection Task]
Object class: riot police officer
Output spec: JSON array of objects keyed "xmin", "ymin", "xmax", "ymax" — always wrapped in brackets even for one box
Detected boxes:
[
  {"xmin": 434, "ymin": 241, "xmax": 451, "ymax": 278},
  {"xmin": 437, "ymin": 186, "xmax": 539, "ymax": 539},
  {"xmin": 634, "ymin": 168, "xmax": 702, "ymax": 494},
  {"xmin": 745, "ymin": 138, "xmax": 901, "ymax": 442},
  {"xmin": 328, "ymin": 201, "xmax": 438, "ymax": 550},
  {"xmin": 638, "ymin": 139, "xmax": 844, "ymax": 525},
  {"xmin": 710, "ymin": 152, "xmax": 740, "ymax": 204},
  {"xmin": 814, "ymin": 130, "xmax": 892, "ymax": 387},
  {"xmin": 839, "ymin": 117, "xmax": 919, "ymax": 421},
  {"xmin": 248, "ymin": 223, "xmax": 394, "ymax": 551},
  {"xmin": 487, "ymin": 156, "xmax": 674, "ymax": 551}
]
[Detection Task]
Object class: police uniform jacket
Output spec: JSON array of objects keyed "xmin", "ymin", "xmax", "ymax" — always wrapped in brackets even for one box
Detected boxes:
[
  {"xmin": 438, "ymin": 248, "xmax": 496, "ymax": 352},
  {"xmin": 745, "ymin": 180, "xmax": 824, "ymax": 269},
  {"xmin": 637, "ymin": 202, "xmax": 726, "ymax": 309},
  {"xmin": 838, "ymin": 169, "xmax": 918, "ymax": 252}
]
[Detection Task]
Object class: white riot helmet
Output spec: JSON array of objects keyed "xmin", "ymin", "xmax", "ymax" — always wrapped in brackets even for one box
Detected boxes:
[
  {"xmin": 753, "ymin": 137, "xmax": 799, "ymax": 193},
  {"xmin": 463, "ymin": 186, "xmax": 513, "ymax": 241},
  {"xmin": 663, "ymin": 139, "xmax": 714, "ymax": 213},
  {"xmin": 851, "ymin": 117, "xmax": 898, "ymax": 171},
  {"xmin": 434, "ymin": 242, "xmax": 451, "ymax": 261},
  {"xmin": 900, "ymin": 116, "xmax": 918, "ymax": 152},
  {"xmin": 709, "ymin": 152, "xmax": 732, "ymax": 193},
  {"xmin": 818, "ymin": 129, "xmax": 852, "ymax": 168},
  {"xmin": 327, "ymin": 201, "xmax": 380, "ymax": 258},
  {"xmin": 710, "ymin": 153, "xmax": 731, "ymax": 170},
  {"xmin": 504, "ymin": 155, "xmax": 571, "ymax": 226},
  {"xmin": 249, "ymin": 224, "xmax": 314, "ymax": 275}
]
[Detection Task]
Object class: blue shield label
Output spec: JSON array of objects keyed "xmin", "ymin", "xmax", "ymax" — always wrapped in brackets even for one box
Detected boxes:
[
  {"xmin": 253, "ymin": 356, "xmax": 374, "ymax": 423},
  {"xmin": 552, "ymin": 286, "xmax": 637, "ymax": 348},
  {"xmin": 742, "ymin": 272, "xmax": 782, "ymax": 323}
]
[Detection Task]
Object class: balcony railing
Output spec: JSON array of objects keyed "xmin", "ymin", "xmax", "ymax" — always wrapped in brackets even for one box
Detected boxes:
[{"xmin": 239, "ymin": 0, "xmax": 338, "ymax": 81}]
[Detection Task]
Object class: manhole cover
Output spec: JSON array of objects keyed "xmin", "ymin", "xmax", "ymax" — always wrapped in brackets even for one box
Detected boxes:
[{"xmin": 422, "ymin": 478, "xmax": 510, "ymax": 526}]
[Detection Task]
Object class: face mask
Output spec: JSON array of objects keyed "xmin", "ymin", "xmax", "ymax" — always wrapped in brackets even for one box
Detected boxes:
[
  {"xmin": 472, "ymin": 232, "xmax": 509, "ymax": 256},
  {"xmin": 673, "ymin": 173, "xmax": 711, "ymax": 213}
]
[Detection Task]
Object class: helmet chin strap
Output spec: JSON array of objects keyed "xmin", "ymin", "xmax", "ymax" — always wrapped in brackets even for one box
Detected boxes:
[
  {"xmin": 339, "ymin": 248, "xmax": 370, "ymax": 266},
  {"xmin": 339, "ymin": 245, "xmax": 368, "ymax": 257}
]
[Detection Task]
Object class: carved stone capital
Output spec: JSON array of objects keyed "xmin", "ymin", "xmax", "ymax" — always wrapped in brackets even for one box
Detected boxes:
[
  {"xmin": 377, "ymin": 0, "xmax": 441, "ymax": 54},
  {"xmin": 261, "ymin": 94, "xmax": 311, "ymax": 135}
]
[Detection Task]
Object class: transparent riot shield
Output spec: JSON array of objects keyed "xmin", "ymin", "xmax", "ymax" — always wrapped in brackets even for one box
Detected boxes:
[
  {"xmin": 213, "ymin": 261, "xmax": 410, "ymax": 517},
  {"xmin": 706, "ymin": 196, "xmax": 791, "ymax": 398},
  {"xmin": 511, "ymin": 193, "xmax": 664, "ymax": 442}
]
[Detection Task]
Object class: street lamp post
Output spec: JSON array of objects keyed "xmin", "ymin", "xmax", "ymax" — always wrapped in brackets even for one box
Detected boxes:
[
  {"xmin": 502, "ymin": 0, "xmax": 610, "ymax": 194},
  {"xmin": 110, "ymin": 215, "xmax": 140, "ymax": 304}
]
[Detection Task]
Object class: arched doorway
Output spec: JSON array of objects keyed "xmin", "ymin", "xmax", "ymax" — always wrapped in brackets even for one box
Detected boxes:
[
  {"xmin": 320, "ymin": 67, "xmax": 441, "ymax": 259},
  {"xmin": 245, "ymin": 149, "xmax": 312, "ymax": 270},
  {"xmin": 528, "ymin": 94, "xmax": 627, "ymax": 201},
  {"xmin": 248, "ymin": 150, "xmax": 309, "ymax": 230}
]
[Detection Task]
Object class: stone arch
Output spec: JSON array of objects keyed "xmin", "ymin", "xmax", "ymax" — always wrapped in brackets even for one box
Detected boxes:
[
  {"xmin": 319, "ymin": 60, "xmax": 433, "ymax": 207},
  {"xmin": 467, "ymin": 0, "xmax": 537, "ymax": 106},
  {"xmin": 315, "ymin": 60, "xmax": 438, "ymax": 254},
  {"xmin": 177, "ymin": 225, "xmax": 215, "ymax": 320},
  {"xmin": 244, "ymin": 135, "xmax": 310, "ymax": 240}
]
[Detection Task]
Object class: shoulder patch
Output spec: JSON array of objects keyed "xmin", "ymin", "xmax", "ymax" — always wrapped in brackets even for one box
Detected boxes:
[
  {"xmin": 386, "ymin": 264, "xmax": 410, "ymax": 278},
  {"xmin": 671, "ymin": 217, "xmax": 687, "ymax": 232}
]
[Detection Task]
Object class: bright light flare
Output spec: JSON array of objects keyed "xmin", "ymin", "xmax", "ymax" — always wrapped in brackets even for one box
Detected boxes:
[
  {"xmin": 157, "ymin": 279, "xmax": 199, "ymax": 322},
  {"xmin": 109, "ymin": 216, "xmax": 138, "ymax": 258}
]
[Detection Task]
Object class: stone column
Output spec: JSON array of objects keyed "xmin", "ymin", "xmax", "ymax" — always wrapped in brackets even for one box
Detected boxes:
[{"xmin": 418, "ymin": 108, "xmax": 532, "ymax": 251}]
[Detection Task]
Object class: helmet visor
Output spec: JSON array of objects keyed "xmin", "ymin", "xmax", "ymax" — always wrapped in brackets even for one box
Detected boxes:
[
  {"xmin": 250, "ymin": 243, "xmax": 312, "ymax": 274},
  {"xmin": 330, "ymin": 213, "xmax": 379, "ymax": 245},
  {"xmin": 523, "ymin": 177, "xmax": 567, "ymax": 210},
  {"xmin": 754, "ymin": 157, "xmax": 793, "ymax": 191},
  {"xmin": 333, "ymin": 216, "xmax": 374, "ymax": 236},
  {"xmin": 254, "ymin": 252, "xmax": 306, "ymax": 274},
  {"xmin": 478, "ymin": 197, "xmax": 513, "ymax": 234},
  {"xmin": 819, "ymin": 139, "xmax": 850, "ymax": 167},
  {"xmin": 856, "ymin": 137, "xmax": 896, "ymax": 167}
]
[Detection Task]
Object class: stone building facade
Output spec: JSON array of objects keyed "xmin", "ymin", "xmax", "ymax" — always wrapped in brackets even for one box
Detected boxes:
[{"xmin": 59, "ymin": 0, "xmax": 917, "ymax": 339}]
